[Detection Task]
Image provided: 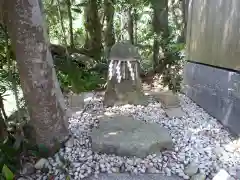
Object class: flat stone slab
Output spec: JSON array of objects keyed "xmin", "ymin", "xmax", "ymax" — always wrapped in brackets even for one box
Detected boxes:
[
  {"xmin": 165, "ymin": 107, "xmax": 186, "ymax": 118},
  {"xmin": 90, "ymin": 115, "xmax": 173, "ymax": 158},
  {"xmin": 152, "ymin": 91, "xmax": 180, "ymax": 108},
  {"xmin": 68, "ymin": 94, "xmax": 84, "ymax": 112},
  {"xmin": 87, "ymin": 173, "xmax": 183, "ymax": 180}
]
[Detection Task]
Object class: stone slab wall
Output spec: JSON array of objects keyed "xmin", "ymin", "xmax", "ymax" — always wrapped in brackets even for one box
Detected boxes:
[{"xmin": 183, "ymin": 61, "xmax": 240, "ymax": 135}]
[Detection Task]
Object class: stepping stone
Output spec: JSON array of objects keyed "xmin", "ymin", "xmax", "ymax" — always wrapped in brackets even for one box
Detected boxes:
[
  {"xmin": 68, "ymin": 94, "xmax": 84, "ymax": 112},
  {"xmin": 152, "ymin": 91, "xmax": 180, "ymax": 108},
  {"xmin": 90, "ymin": 115, "xmax": 173, "ymax": 158},
  {"xmin": 87, "ymin": 173, "xmax": 183, "ymax": 180},
  {"xmin": 165, "ymin": 107, "xmax": 186, "ymax": 118}
]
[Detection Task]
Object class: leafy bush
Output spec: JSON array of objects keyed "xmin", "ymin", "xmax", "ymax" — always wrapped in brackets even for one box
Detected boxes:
[{"xmin": 54, "ymin": 55, "xmax": 106, "ymax": 93}]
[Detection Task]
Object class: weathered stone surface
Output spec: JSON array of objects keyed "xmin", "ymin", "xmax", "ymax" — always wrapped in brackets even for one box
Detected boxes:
[
  {"xmin": 34, "ymin": 158, "xmax": 48, "ymax": 170},
  {"xmin": 104, "ymin": 41, "xmax": 148, "ymax": 107},
  {"xmin": 184, "ymin": 162, "xmax": 198, "ymax": 176},
  {"xmin": 152, "ymin": 91, "xmax": 180, "ymax": 108},
  {"xmin": 90, "ymin": 115, "xmax": 173, "ymax": 158},
  {"xmin": 190, "ymin": 173, "xmax": 206, "ymax": 180},
  {"xmin": 165, "ymin": 107, "xmax": 186, "ymax": 118},
  {"xmin": 104, "ymin": 86, "xmax": 149, "ymax": 107},
  {"xmin": 68, "ymin": 94, "xmax": 84, "ymax": 112},
  {"xmin": 183, "ymin": 61, "xmax": 240, "ymax": 136}
]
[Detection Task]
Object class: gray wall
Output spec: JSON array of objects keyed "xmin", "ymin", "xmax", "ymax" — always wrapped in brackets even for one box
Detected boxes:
[{"xmin": 184, "ymin": 0, "xmax": 240, "ymax": 135}]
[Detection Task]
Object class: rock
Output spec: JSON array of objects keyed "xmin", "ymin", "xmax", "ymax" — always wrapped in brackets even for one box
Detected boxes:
[
  {"xmin": 65, "ymin": 137, "xmax": 74, "ymax": 148},
  {"xmin": 68, "ymin": 94, "xmax": 84, "ymax": 112},
  {"xmin": 184, "ymin": 162, "xmax": 199, "ymax": 176},
  {"xmin": 214, "ymin": 145, "xmax": 224, "ymax": 158},
  {"xmin": 212, "ymin": 169, "xmax": 233, "ymax": 180},
  {"xmin": 34, "ymin": 158, "xmax": 48, "ymax": 170},
  {"xmin": 152, "ymin": 91, "xmax": 180, "ymax": 108},
  {"xmin": 165, "ymin": 107, "xmax": 186, "ymax": 118},
  {"xmin": 90, "ymin": 115, "xmax": 173, "ymax": 158},
  {"xmin": 190, "ymin": 173, "xmax": 206, "ymax": 180},
  {"xmin": 147, "ymin": 167, "xmax": 158, "ymax": 173},
  {"xmin": 21, "ymin": 162, "xmax": 35, "ymax": 175}
]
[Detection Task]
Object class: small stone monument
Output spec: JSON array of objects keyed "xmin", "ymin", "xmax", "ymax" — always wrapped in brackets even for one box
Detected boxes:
[{"xmin": 103, "ymin": 41, "xmax": 148, "ymax": 107}]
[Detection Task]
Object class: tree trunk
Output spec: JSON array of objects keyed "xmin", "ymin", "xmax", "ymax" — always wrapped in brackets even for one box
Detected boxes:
[
  {"xmin": 133, "ymin": 8, "xmax": 138, "ymax": 44},
  {"xmin": 182, "ymin": 0, "xmax": 189, "ymax": 43},
  {"xmin": 84, "ymin": 0, "xmax": 103, "ymax": 61},
  {"xmin": 151, "ymin": 0, "xmax": 169, "ymax": 71},
  {"xmin": 104, "ymin": 0, "xmax": 115, "ymax": 58},
  {"xmin": 0, "ymin": 113, "xmax": 7, "ymax": 140},
  {"xmin": 152, "ymin": 37, "xmax": 160, "ymax": 70},
  {"xmin": 66, "ymin": 0, "xmax": 74, "ymax": 48},
  {"xmin": 38, "ymin": 0, "xmax": 50, "ymax": 36},
  {"xmin": 127, "ymin": 6, "xmax": 134, "ymax": 44},
  {"xmin": 3, "ymin": 0, "xmax": 69, "ymax": 154}
]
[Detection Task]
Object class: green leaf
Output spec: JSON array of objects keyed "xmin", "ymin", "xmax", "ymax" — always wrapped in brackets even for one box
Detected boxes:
[{"xmin": 2, "ymin": 165, "xmax": 14, "ymax": 180}]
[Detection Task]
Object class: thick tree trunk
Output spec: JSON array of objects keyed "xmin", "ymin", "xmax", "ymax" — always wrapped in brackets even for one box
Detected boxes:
[{"xmin": 3, "ymin": 0, "xmax": 69, "ymax": 153}]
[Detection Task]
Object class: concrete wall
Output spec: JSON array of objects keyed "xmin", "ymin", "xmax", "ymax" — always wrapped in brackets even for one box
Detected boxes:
[{"xmin": 184, "ymin": 0, "xmax": 240, "ymax": 135}]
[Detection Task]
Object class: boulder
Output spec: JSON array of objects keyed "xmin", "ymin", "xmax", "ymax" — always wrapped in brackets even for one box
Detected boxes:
[
  {"xmin": 103, "ymin": 41, "xmax": 148, "ymax": 107},
  {"xmin": 90, "ymin": 115, "xmax": 173, "ymax": 158}
]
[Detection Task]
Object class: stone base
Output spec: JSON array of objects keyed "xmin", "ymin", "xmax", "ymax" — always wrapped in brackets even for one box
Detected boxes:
[
  {"xmin": 104, "ymin": 79, "xmax": 149, "ymax": 107},
  {"xmin": 183, "ymin": 61, "xmax": 240, "ymax": 136},
  {"xmin": 90, "ymin": 115, "xmax": 173, "ymax": 158}
]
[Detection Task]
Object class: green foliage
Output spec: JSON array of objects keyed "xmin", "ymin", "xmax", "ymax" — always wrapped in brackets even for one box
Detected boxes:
[
  {"xmin": 1, "ymin": 165, "xmax": 14, "ymax": 180},
  {"xmin": 54, "ymin": 55, "xmax": 106, "ymax": 93}
]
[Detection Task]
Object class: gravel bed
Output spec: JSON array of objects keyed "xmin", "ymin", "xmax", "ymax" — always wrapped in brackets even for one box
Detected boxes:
[{"xmin": 32, "ymin": 94, "xmax": 240, "ymax": 180}]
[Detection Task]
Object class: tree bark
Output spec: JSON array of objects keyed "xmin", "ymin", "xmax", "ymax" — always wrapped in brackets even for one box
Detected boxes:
[
  {"xmin": 3, "ymin": 0, "xmax": 69, "ymax": 153},
  {"xmin": 0, "ymin": 113, "xmax": 7, "ymax": 140},
  {"xmin": 104, "ymin": 0, "xmax": 115, "ymax": 58},
  {"xmin": 127, "ymin": 6, "xmax": 134, "ymax": 44},
  {"xmin": 84, "ymin": 0, "xmax": 103, "ymax": 61},
  {"xmin": 133, "ymin": 8, "xmax": 138, "ymax": 44},
  {"xmin": 66, "ymin": 0, "xmax": 74, "ymax": 48},
  {"xmin": 151, "ymin": 0, "xmax": 169, "ymax": 70}
]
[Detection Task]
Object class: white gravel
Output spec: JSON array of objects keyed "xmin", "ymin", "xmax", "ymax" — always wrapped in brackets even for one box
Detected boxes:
[{"xmin": 33, "ymin": 93, "xmax": 240, "ymax": 180}]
